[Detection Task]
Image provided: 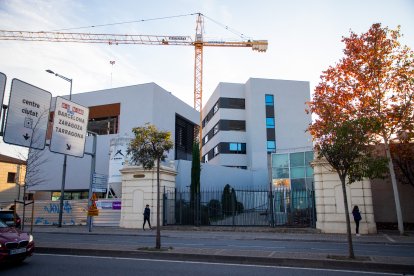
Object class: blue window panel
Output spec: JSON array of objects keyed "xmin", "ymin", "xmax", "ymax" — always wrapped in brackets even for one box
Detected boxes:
[
  {"xmin": 267, "ymin": 140, "xmax": 276, "ymax": 152},
  {"xmin": 291, "ymin": 167, "xmax": 305, "ymax": 179},
  {"xmin": 265, "ymin": 94, "xmax": 274, "ymax": 106},
  {"xmin": 305, "ymin": 151, "xmax": 314, "ymax": 166},
  {"xmin": 272, "ymin": 153, "xmax": 289, "ymax": 168},
  {"xmin": 306, "ymin": 166, "xmax": 314, "ymax": 178},
  {"xmin": 229, "ymin": 143, "xmax": 241, "ymax": 151},
  {"xmin": 290, "ymin": 152, "xmax": 304, "ymax": 167},
  {"xmin": 266, "ymin": 118, "xmax": 275, "ymax": 128}
]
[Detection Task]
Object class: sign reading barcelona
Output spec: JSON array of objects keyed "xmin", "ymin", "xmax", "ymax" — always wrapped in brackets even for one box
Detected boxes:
[{"xmin": 49, "ymin": 97, "xmax": 89, "ymax": 157}]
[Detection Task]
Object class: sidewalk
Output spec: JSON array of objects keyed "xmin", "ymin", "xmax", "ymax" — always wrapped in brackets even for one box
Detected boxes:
[{"xmin": 31, "ymin": 225, "xmax": 414, "ymax": 274}]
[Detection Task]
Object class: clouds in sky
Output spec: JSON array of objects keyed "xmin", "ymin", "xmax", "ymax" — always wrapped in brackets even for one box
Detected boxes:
[{"xmin": 0, "ymin": 0, "xmax": 413, "ymax": 157}]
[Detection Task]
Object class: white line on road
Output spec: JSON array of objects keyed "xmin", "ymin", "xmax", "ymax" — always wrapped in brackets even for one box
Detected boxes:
[
  {"xmin": 383, "ymin": 234, "xmax": 396, "ymax": 243},
  {"xmin": 35, "ymin": 253, "xmax": 401, "ymax": 275}
]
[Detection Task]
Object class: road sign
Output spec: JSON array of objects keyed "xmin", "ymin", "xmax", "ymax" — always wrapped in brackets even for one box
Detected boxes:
[
  {"xmin": 3, "ymin": 79, "xmax": 51, "ymax": 149},
  {"xmin": 49, "ymin": 97, "xmax": 89, "ymax": 157},
  {"xmin": 0, "ymin": 72, "xmax": 6, "ymax": 113}
]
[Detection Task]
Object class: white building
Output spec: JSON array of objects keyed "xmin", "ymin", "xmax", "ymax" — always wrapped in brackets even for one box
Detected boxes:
[
  {"xmin": 30, "ymin": 83, "xmax": 198, "ymax": 199},
  {"xmin": 201, "ymin": 78, "xmax": 313, "ymax": 188}
]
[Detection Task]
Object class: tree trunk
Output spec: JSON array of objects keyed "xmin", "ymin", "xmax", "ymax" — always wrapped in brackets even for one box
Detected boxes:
[
  {"xmin": 383, "ymin": 138, "xmax": 404, "ymax": 235},
  {"xmin": 340, "ymin": 175, "xmax": 355, "ymax": 259},
  {"xmin": 156, "ymin": 158, "xmax": 161, "ymax": 249}
]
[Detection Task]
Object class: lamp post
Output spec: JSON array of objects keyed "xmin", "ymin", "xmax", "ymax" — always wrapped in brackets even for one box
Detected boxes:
[{"xmin": 46, "ymin": 69, "xmax": 72, "ymax": 228}]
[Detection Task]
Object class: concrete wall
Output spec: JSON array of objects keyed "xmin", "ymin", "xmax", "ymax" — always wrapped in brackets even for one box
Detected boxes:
[
  {"xmin": 119, "ymin": 164, "xmax": 177, "ymax": 229},
  {"xmin": 371, "ymin": 177, "xmax": 414, "ymax": 224},
  {"xmin": 27, "ymin": 83, "xmax": 198, "ymax": 192},
  {"xmin": 313, "ymin": 159, "xmax": 377, "ymax": 234}
]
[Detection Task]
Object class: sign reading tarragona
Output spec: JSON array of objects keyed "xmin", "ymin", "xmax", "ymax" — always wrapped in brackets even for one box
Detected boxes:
[{"xmin": 49, "ymin": 97, "xmax": 89, "ymax": 157}]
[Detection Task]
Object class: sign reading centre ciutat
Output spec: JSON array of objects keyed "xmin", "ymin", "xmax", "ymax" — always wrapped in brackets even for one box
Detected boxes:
[
  {"xmin": 3, "ymin": 79, "xmax": 52, "ymax": 150},
  {"xmin": 49, "ymin": 97, "xmax": 89, "ymax": 157}
]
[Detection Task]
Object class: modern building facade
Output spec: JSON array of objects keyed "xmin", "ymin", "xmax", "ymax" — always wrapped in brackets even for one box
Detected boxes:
[
  {"xmin": 201, "ymin": 78, "xmax": 313, "ymax": 188},
  {"xmin": 29, "ymin": 83, "xmax": 198, "ymax": 199}
]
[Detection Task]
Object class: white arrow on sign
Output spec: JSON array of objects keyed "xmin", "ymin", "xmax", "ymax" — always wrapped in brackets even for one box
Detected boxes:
[
  {"xmin": 3, "ymin": 79, "xmax": 51, "ymax": 150},
  {"xmin": 49, "ymin": 97, "xmax": 89, "ymax": 157}
]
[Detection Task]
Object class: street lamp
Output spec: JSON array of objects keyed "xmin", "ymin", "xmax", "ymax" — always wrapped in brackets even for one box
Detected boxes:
[{"xmin": 46, "ymin": 69, "xmax": 72, "ymax": 227}]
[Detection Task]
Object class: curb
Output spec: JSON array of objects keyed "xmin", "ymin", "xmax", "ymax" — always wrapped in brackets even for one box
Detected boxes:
[{"xmin": 36, "ymin": 246, "xmax": 414, "ymax": 274}]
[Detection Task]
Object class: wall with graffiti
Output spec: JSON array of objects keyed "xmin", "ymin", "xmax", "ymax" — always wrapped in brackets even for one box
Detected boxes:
[{"xmin": 17, "ymin": 200, "xmax": 88, "ymax": 226}]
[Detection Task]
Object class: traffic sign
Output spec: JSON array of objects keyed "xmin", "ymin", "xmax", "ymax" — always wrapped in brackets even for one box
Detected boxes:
[
  {"xmin": 49, "ymin": 97, "xmax": 89, "ymax": 157},
  {"xmin": 0, "ymin": 72, "xmax": 6, "ymax": 113},
  {"xmin": 3, "ymin": 79, "xmax": 51, "ymax": 149}
]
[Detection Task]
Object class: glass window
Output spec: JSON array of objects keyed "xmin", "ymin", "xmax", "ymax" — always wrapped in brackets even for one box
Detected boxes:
[
  {"xmin": 229, "ymin": 143, "xmax": 241, "ymax": 151},
  {"xmin": 305, "ymin": 151, "xmax": 314, "ymax": 166},
  {"xmin": 88, "ymin": 116, "xmax": 118, "ymax": 135},
  {"xmin": 273, "ymin": 167, "xmax": 289, "ymax": 179},
  {"xmin": 7, "ymin": 172, "xmax": 16, "ymax": 183},
  {"xmin": 265, "ymin": 94, "xmax": 274, "ymax": 106},
  {"xmin": 290, "ymin": 152, "xmax": 304, "ymax": 167},
  {"xmin": 291, "ymin": 178, "xmax": 306, "ymax": 190},
  {"xmin": 213, "ymin": 124, "xmax": 219, "ymax": 134},
  {"xmin": 204, "ymin": 155, "xmax": 209, "ymax": 163},
  {"xmin": 306, "ymin": 166, "xmax": 314, "ymax": 178},
  {"xmin": 266, "ymin": 118, "xmax": 275, "ymax": 128},
  {"xmin": 291, "ymin": 167, "xmax": 306, "ymax": 179},
  {"xmin": 214, "ymin": 146, "xmax": 219, "ymax": 156},
  {"xmin": 272, "ymin": 153, "xmax": 289, "ymax": 168},
  {"xmin": 204, "ymin": 135, "xmax": 209, "ymax": 144},
  {"xmin": 267, "ymin": 140, "xmax": 276, "ymax": 152},
  {"xmin": 213, "ymin": 102, "xmax": 219, "ymax": 114}
]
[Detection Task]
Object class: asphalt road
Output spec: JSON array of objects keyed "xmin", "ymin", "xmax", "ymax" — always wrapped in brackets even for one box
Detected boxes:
[
  {"xmin": 0, "ymin": 254, "xmax": 402, "ymax": 276},
  {"xmin": 35, "ymin": 232, "xmax": 414, "ymax": 258}
]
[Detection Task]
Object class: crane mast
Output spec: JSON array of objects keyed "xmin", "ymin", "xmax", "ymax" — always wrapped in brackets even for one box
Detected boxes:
[{"xmin": 0, "ymin": 14, "xmax": 268, "ymax": 156}]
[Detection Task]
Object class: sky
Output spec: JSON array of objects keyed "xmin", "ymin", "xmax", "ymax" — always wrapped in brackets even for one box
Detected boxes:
[{"xmin": 0, "ymin": 0, "xmax": 413, "ymax": 158}]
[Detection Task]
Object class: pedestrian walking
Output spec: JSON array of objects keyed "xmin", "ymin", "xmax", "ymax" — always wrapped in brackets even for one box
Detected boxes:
[
  {"xmin": 143, "ymin": 204, "xmax": 152, "ymax": 230},
  {"xmin": 352, "ymin": 205, "xmax": 362, "ymax": 236}
]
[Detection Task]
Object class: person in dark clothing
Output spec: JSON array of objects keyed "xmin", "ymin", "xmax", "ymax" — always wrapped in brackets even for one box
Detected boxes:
[
  {"xmin": 352, "ymin": 205, "xmax": 362, "ymax": 236},
  {"xmin": 143, "ymin": 204, "xmax": 152, "ymax": 230}
]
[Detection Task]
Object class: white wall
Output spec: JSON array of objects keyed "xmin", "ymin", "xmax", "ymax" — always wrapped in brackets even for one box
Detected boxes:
[{"xmin": 29, "ymin": 83, "xmax": 198, "ymax": 192}]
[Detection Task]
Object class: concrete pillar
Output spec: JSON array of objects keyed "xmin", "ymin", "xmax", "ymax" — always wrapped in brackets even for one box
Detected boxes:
[
  {"xmin": 119, "ymin": 164, "xmax": 177, "ymax": 229},
  {"xmin": 313, "ymin": 159, "xmax": 377, "ymax": 234}
]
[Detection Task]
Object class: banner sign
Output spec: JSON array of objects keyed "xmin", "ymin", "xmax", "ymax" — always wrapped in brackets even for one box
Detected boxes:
[
  {"xmin": 3, "ymin": 79, "xmax": 51, "ymax": 149},
  {"xmin": 49, "ymin": 97, "xmax": 89, "ymax": 157}
]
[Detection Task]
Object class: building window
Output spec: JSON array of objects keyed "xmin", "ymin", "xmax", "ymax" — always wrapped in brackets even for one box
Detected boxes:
[
  {"xmin": 88, "ymin": 116, "xmax": 118, "ymax": 135},
  {"xmin": 7, "ymin": 172, "xmax": 16, "ymax": 183},
  {"xmin": 214, "ymin": 146, "xmax": 219, "ymax": 156},
  {"xmin": 228, "ymin": 143, "xmax": 246, "ymax": 154},
  {"xmin": 265, "ymin": 94, "xmax": 274, "ymax": 106},
  {"xmin": 267, "ymin": 140, "xmax": 276, "ymax": 153},
  {"xmin": 266, "ymin": 118, "xmax": 275, "ymax": 128},
  {"xmin": 204, "ymin": 135, "xmax": 209, "ymax": 144},
  {"xmin": 213, "ymin": 123, "xmax": 219, "ymax": 134},
  {"xmin": 204, "ymin": 155, "xmax": 209, "ymax": 163},
  {"xmin": 213, "ymin": 102, "xmax": 219, "ymax": 114}
]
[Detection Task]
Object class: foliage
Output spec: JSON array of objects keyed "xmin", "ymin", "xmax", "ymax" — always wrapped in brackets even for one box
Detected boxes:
[
  {"xmin": 127, "ymin": 123, "xmax": 173, "ymax": 249},
  {"xmin": 308, "ymin": 22, "xmax": 414, "ymax": 236},
  {"xmin": 220, "ymin": 184, "xmax": 244, "ymax": 216},
  {"xmin": 390, "ymin": 141, "xmax": 414, "ymax": 188},
  {"xmin": 127, "ymin": 123, "xmax": 174, "ymax": 169},
  {"xmin": 207, "ymin": 199, "xmax": 222, "ymax": 218}
]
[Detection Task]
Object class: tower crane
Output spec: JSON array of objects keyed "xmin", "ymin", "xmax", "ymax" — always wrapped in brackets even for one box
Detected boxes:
[{"xmin": 0, "ymin": 13, "xmax": 268, "ymax": 146}]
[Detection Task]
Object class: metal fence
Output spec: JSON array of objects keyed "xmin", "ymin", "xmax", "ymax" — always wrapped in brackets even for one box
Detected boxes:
[{"xmin": 163, "ymin": 188, "xmax": 316, "ymax": 228}]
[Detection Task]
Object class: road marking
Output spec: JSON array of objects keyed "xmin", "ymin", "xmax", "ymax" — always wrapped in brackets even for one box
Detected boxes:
[
  {"xmin": 383, "ymin": 234, "xmax": 396, "ymax": 243},
  {"xmin": 227, "ymin": 245, "xmax": 285, "ymax": 249},
  {"xmin": 35, "ymin": 253, "xmax": 401, "ymax": 275}
]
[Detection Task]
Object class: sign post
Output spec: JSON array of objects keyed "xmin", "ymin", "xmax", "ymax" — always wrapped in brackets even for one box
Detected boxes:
[
  {"xmin": 0, "ymin": 72, "xmax": 6, "ymax": 134},
  {"xmin": 3, "ymin": 79, "xmax": 51, "ymax": 149}
]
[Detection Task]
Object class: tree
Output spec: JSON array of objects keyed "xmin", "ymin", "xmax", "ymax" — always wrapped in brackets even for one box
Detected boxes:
[
  {"xmin": 190, "ymin": 142, "xmax": 201, "ymax": 225},
  {"xmin": 390, "ymin": 133, "xmax": 414, "ymax": 189},
  {"xmin": 127, "ymin": 123, "xmax": 173, "ymax": 249},
  {"xmin": 308, "ymin": 118, "xmax": 387, "ymax": 259},
  {"xmin": 309, "ymin": 23, "xmax": 414, "ymax": 234}
]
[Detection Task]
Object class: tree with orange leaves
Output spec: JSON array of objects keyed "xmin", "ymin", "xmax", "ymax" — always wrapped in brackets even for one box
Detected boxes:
[{"xmin": 308, "ymin": 23, "xmax": 414, "ymax": 235}]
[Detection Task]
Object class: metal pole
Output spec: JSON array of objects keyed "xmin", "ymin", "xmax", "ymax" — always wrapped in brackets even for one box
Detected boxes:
[
  {"xmin": 0, "ymin": 104, "xmax": 8, "ymax": 136},
  {"xmin": 57, "ymin": 76, "xmax": 72, "ymax": 228},
  {"xmin": 87, "ymin": 132, "xmax": 97, "ymax": 232}
]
